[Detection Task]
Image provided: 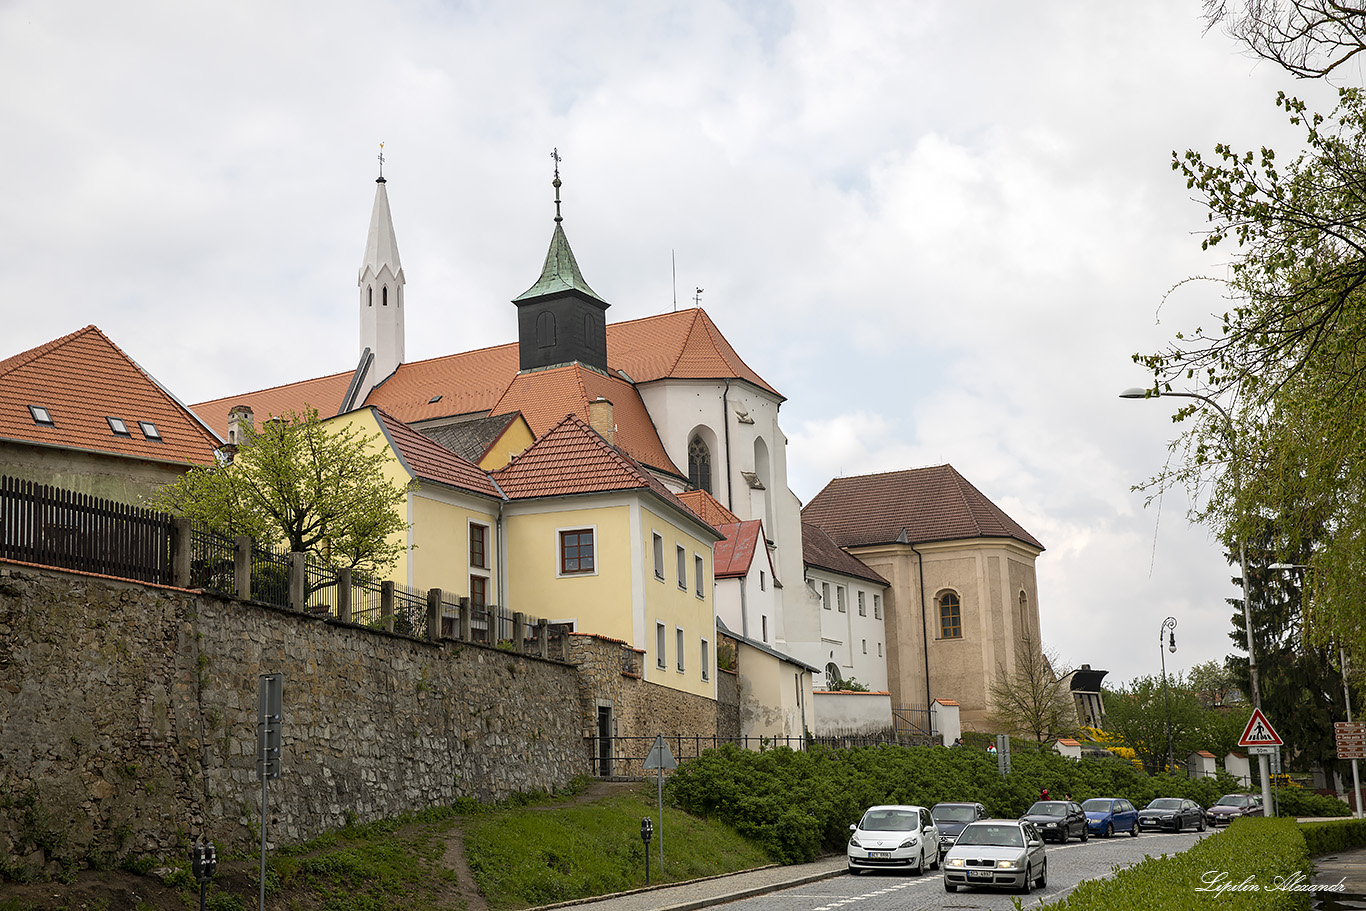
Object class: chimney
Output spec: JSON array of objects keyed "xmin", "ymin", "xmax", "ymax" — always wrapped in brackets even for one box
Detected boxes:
[
  {"xmin": 227, "ymin": 405, "xmax": 255, "ymax": 445},
  {"xmin": 587, "ymin": 397, "xmax": 616, "ymax": 445}
]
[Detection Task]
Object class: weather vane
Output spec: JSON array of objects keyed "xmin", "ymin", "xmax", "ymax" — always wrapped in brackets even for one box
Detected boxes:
[
  {"xmin": 694, "ymin": 287, "xmax": 704, "ymax": 307},
  {"xmin": 378, "ymin": 142, "xmax": 386, "ymax": 181},
  {"xmin": 551, "ymin": 147, "xmax": 563, "ymax": 223}
]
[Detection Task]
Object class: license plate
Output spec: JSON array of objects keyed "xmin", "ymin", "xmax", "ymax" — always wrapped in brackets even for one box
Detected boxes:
[
  {"xmin": 868, "ymin": 851, "xmax": 890, "ymax": 858},
  {"xmin": 969, "ymin": 871, "xmax": 993, "ymax": 879}
]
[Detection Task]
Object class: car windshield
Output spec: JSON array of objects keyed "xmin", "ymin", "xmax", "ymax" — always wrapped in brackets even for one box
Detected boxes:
[
  {"xmin": 932, "ymin": 806, "xmax": 978, "ymax": 823},
  {"xmin": 1026, "ymin": 802, "xmax": 1067, "ymax": 816},
  {"xmin": 1217, "ymin": 795, "xmax": 1252, "ymax": 807},
  {"xmin": 1081, "ymin": 799, "xmax": 1113, "ymax": 812},
  {"xmin": 956, "ymin": 824, "xmax": 1025, "ymax": 847},
  {"xmin": 1148, "ymin": 798, "xmax": 1182, "ymax": 810},
  {"xmin": 859, "ymin": 808, "xmax": 919, "ymax": 831}
]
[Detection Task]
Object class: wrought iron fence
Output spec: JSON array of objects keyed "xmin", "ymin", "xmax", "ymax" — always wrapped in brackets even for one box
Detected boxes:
[
  {"xmin": 249, "ymin": 539, "xmax": 291, "ymax": 608},
  {"xmin": 391, "ymin": 582, "xmax": 425, "ymax": 637},
  {"xmin": 188, "ymin": 526, "xmax": 235, "ymax": 595},
  {"xmin": 893, "ymin": 706, "xmax": 934, "ymax": 737}
]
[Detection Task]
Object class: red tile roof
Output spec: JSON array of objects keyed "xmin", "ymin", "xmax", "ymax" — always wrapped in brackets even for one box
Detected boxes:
[
  {"xmin": 713, "ymin": 520, "xmax": 766, "ymax": 578},
  {"xmin": 0, "ymin": 326, "xmax": 221, "ymax": 467},
  {"xmin": 492, "ymin": 415, "xmax": 714, "ymax": 539},
  {"xmin": 192, "ymin": 370, "xmax": 353, "ymax": 438},
  {"xmin": 802, "ymin": 464, "xmax": 1044, "ymax": 551},
  {"xmin": 676, "ymin": 490, "xmax": 740, "ymax": 529},
  {"xmin": 801, "ymin": 522, "xmax": 889, "ymax": 586},
  {"xmin": 368, "ymin": 408, "xmax": 501, "ymax": 498},
  {"xmin": 609, "ymin": 309, "xmax": 781, "ymax": 398}
]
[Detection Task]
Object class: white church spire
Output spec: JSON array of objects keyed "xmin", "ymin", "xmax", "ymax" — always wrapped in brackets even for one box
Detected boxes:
[{"xmin": 357, "ymin": 144, "xmax": 405, "ymax": 395}]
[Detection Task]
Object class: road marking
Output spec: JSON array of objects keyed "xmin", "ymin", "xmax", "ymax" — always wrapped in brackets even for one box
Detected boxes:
[{"xmin": 812, "ymin": 879, "xmax": 917, "ymax": 909}]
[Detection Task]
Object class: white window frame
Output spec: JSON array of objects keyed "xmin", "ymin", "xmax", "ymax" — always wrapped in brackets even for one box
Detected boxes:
[
  {"xmin": 837, "ymin": 585, "xmax": 847, "ymax": 613},
  {"xmin": 874, "ymin": 594, "xmax": 882, "ymax": 619},
  {"xmin": 822, "ymin": 582, "xmax": 831, "ymax": 610},
  {"xmin": 676, "ymin": 544, "xmax": 688, "ymax": 590},
  {"xmin": 701, "ymin": 638, "xmax": 710, "ymax": 681},
  {"xmin": 656, "ymin": 621, "xmax": 667, "ymax": 668},
  {"xmin": 858, "ymin": 591, "xmax": 866, "ymax": 616},
  {"xmin": 652, "ymin": 532, "xmax": 665, "ymax": 581},
  {"xmin": 694, "ymin": 554, "xmax": 705, "ymax": 598},
  {"xmin": 676, "ymin": 626, "xmax": 685, "ymax": 672}
]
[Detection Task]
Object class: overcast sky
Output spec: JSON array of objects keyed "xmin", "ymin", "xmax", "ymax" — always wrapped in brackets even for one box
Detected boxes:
[{"xmin": 2, "ymin": 1, "xmax": 1351, "ymax": 693}]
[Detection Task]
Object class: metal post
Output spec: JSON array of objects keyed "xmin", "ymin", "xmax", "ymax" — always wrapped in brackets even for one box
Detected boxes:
[
  {"xmin": 1161, "ymin": 617, "xmax": 1177, "ymax": 774},
  {"xmin": 1344, "ymin": 647, "xmax": 1364, "ymax": 819}
]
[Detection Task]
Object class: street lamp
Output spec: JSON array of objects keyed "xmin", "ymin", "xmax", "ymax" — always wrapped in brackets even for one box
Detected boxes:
[
  {"xmin": 1120, "ymin": 387, "xmax": 1271, "ymax": 813},
  {"xmin": 1161, "ymin": 617, "xmax": 1178, "ymax": 773}
]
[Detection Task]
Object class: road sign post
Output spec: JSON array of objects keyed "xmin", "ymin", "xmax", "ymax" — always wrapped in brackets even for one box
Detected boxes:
[
  {"xmin": 256, "ymin": 674, "xmax": 283, "ymax": 911},
  {"xmin": 642, "ymin": 735, "xmax": 676, "ymax": 871},
  {"xmin": 1336, "ymin": 721, "xmax": 1365, "ymax": 819},
  {"xmin": 1238, "ymin": 708, "xmax": 1282, "ymax": 819}
]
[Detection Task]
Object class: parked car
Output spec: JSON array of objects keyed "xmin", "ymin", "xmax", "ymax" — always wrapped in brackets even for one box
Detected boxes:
[
  {"xmin": 1205, "ymin": 793, "xmax": 1264, "ymax": 826},
  {"xmin": 930, "ymin": 802, "xmax": 989, "ymax": 855},
  {"xmin": 1082, "ymin": 797, "xmax": 1139, "ymax": 837},
  {"xmin": 847, "ymin": 804, "xmax": 940, "ymax": 875},
  {"xmin": 1020, "ymin": 800, "xmax": 1088, "ymax": 843},
  {"xmin": 943, "ymin": 819, "xmax": 1048, "ymax": 894},
  {"xmin": 1137, "ymin": 797, "xmax": 1206, "ymax": 832}
]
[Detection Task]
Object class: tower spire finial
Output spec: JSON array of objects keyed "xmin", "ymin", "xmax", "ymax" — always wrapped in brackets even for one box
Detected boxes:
[
  {"xmin": 377, "ymin": 142, "xmax": 386, "ymax": 183},
  {"xmin": 551, "ymin": 147, "xmax": 563, "ymax": 224}
]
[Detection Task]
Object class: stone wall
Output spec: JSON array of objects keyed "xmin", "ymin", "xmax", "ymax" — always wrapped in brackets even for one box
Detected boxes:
[{"xmin": 0, "ymin": 562, "xmax": 584, "ymax": 876}]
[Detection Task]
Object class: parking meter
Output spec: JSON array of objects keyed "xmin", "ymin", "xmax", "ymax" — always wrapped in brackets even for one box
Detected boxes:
[
  {"xmin": 189, "ymin": 841, "xmax": 218, "ymax": 911},
  {"xmin": 641, "ymin": 816, "xmax": 654, "ymax": 883}
]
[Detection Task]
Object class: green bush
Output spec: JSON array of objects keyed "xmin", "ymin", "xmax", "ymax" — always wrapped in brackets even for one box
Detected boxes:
[
  {"xmin": 1301, "ymin": 818, "xmax": 1366, "ymax": 854},
  {"xmin": 1274, "ymin": 787, "xmax": 1351, "ymax": 818}
]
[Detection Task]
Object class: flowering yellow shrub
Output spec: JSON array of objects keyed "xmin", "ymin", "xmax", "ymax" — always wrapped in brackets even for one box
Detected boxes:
[{"xmin": 1083, "ymin": 727, "xmax": 1143, "ymax": 769}]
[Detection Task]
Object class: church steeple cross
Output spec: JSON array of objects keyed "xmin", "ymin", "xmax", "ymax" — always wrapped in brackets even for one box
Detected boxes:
[
  {"xmin": 551, "ymin": 147, "xmax": 563, "ymax": 224},
  {"xmin": 377, "ymin": 142, "xmax": 386, "ymax": 183}
]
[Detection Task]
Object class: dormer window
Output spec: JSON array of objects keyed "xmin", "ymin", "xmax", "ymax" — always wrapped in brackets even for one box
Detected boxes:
[
  {"xmin": 138, "ymin": 421, "xmax": 162, "ymax": 441},
  {"xmin": 28, "ymin": 406, "xmax": 53, "ymax": 426},
  {"xmin": 106, "ymin": 416, "xmax": 131, "ymax": 436}
]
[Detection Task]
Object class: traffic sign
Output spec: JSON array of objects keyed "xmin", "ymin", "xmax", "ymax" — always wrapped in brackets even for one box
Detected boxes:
[
  {"xmin": 643, "ymin": 735, "xmax": 677, "ymax": 771},
  {"xmin": 1239, "ymin": 708, "xmax": 1284, "ymax": 747},
  {"xmin": 1337, "ymin": 722, "xmax": 1366, "ymax": 759},
  {"xmin": 1248, "ymin": 745, "xmax": 1278, "ymax": 755}
]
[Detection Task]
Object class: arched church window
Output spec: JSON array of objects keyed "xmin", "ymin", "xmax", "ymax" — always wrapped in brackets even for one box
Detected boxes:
[
  {"xmin": 382, "ymin": 285, "xmax": 388, "ymax": 307},
  {"xmin": 367, "ymin": 287, "xmax": 372, "ymax": 307},
  {"xmin": 1018, "ymin": 591, "xmax": 1029, "ymax": 639},
  {"xmin": 688, "ymin": 436, "xmax": 712, "ymax": 492},
  {"xmin": 825, "ymin": 662, "xmax": 842, "ymax": 690},
  {"xmin": 537, "ymin": 312, "xmax": 556, "ymax": 348},
  {"xmin": 938, "ymin": 591, "xmax": 962, "ymax": 639}
]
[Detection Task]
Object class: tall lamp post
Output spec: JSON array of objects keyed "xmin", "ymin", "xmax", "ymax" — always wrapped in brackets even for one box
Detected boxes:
[
  {"xmin": 1160, "ymin": 617, "xmax": 1178, "ymax": 773},
  {"xmin": 1120, "ymin": 387, "xmax": 1272, "ymax": 814}
]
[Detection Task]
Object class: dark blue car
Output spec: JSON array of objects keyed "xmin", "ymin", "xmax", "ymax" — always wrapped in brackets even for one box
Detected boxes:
[{"xmin": 1082, "ymin": 797, "xmax": 1139, "ymax": 837}]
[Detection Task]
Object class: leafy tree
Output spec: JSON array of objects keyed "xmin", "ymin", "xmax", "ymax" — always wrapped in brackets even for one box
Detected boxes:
[
  {"xmin": 1202, "ymin": 0, "xmax": 1366, "ymax": 80},
  {"xmin": 1187, "ymin": 658, "xmax": 1242, "ymax": 707},
  {"xmin": 1134, "ymin": 87, "xmax": 1366, "ymax": 659},
  {"xmin": 153, "ymin": 408, "xmax": 413, "ymax": 585},
  {"xmin": 987, "ymin": 634, "xmax": 1077, "ymax": 750},
  {"xmin": 1102, "ymin": 675, "xmax": 1244, "ymax": 774}
]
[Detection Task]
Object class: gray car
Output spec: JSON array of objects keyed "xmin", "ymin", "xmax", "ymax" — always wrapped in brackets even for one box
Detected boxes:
[
  {"xmin": 930, "ymin": 802, "xmax": 988, "ymax": 855},
  {"xmin": 943, "ymin": 819, "xmax": 1047, "ymax": 894}
]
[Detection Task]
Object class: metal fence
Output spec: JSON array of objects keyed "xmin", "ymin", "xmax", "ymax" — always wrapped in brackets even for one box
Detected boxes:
[
  {"xmin": 0, "ymin": 475, "xmax": 173, "ymax": 584},
  {"xmin": 584, "ymin": 731, "xmax": 920, "ymax": 778}
]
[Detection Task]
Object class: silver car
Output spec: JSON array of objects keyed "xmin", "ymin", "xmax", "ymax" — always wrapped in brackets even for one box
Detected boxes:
[
  {"xmin": 847, "ymin": 804, "xmax": 940, "ymax": 875},
  {"xmin": 943, "ymin": 819, "xmax": 1047, "ymax": 894}
]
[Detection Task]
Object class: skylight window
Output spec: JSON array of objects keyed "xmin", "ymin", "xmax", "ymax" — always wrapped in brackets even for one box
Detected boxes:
[
  {"xmin": 28, "ymin": 406, "xmax": 53, "ymax": 426},
  {"xmin": 106, "ymin": 416, "xmax": 130, "ymax": 436},
  {"xmin": 428, "ymin": 395, "xmax": 442, "ymax": 404},
  {"xmin": 138, "ymin": 421, "xmax": 162, "ymax": 441}
]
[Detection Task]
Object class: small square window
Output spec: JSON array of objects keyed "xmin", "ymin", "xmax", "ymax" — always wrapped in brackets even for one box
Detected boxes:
[
  {"xmin": 560, "ymin": 529, "xmax": 595, "ymax": 574},
  {"xmin": 28, "ymin": 406, "xmax": 53, "ymax": 425},
  {"xmin": 106, "ymin": 416, "xmax": 130, "ymax": 436},
  {"xmin": 138, "ymin": 421, "xmax": 162, "ymax": 441}
]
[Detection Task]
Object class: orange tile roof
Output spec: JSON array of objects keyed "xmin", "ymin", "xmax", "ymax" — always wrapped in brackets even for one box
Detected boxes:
[
  {"xmin": 713, "ymin": 520, "xmax": 767, "ymax": 579},
  {"xmin": 492, "ymin": 415, "xmax": 714, "ymax": 538},
  {"xmin": 676, "ymin": 490, "xmax": 740, "ymax": 529},
  {"xmin": 191, "ymin": 308, "xmax": 778, "ymax": 446},
  {"xmin": 1, "ymin": 326, "xmax": 222, "ymax": 467},
  {"xmin": 368, "ymin": 408, "xmax": 501, "ymax": 498},
  {"xmin": 802, "ymin": 464, "xmax": 1044, "ymax": 551},
  {"xmin": 801, "ymin": 522, "xmax": 889, "ymax": 586},
  {"xmin": 489, "ymin": 364, "xmax": 680, "ymax": 476}
]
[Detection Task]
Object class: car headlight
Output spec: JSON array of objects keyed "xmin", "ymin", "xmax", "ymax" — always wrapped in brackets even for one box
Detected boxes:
[
  {"xmin": 1161, "ymin": 814, "xmax": 1174, "ymax": 819},
  {"xmin": 849, "ymin": 835, "xmax": 861, "ymax": 848},
  {"xmin": 899, "ymin": 836, "xmax": 918, "ymax": 848},
  {"xmin": 947, "ymin": 858, "xmax": 965, "ymax": 867},
  {"xmin": 997, "ymin": 860, "xmax": 1017, "ymax": 869},
  {"xmin": 1044, "ymin": 821, "xmax": 1059, "ymax": 827}
]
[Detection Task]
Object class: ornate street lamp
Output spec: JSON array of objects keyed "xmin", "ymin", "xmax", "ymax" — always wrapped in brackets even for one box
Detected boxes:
[{"xmin": 1161, "ymin": 617, "xmax": 1177, "ymax": 773}]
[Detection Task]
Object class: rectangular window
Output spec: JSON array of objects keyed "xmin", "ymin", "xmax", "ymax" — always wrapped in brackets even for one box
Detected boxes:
[
  {"xmin": 28, "ymin": 405, "xmax": 53, "ymax": 425},
  {"xmin": 694, "ymin": 555, "xmax": 704, "ymax": 597},
  {"xmin": 138, "ymin": 421, "xmax": 162, "ymax": 441},
  {"xmin": 470, "ymin": 523, "xmax": 488, "ymax": 569},
  {"xmin": 822, "ymin": 582, "xmax": 831, "ymax": 609},
  {"xmin": 837, "ymin": 586, "xmax": 847, "ymax": 613},
  {"xmin": 940, "ymin": 596, "xmax": 963, "ymax": 639},
  {"xmin": 877, "ymin": 642, "xmax": 883, "ymax": 657},
  {"xmin": 106, "ymin": 416, "xmax": 130, "ymax": 436},
  {"xmin": 858, "ymin": 591, "xmax": 866, "ymax": 616},
  {"xmin": 656, "ymin": 622, "xmax": 667, "ymax": 668},
  {"xmin": 874, "ymin": 594, "xmax": 882, "ymax": 620},
  {"xmin": 676, "ymin": 627, "xmax": 685, "ymax": 671},
  {"xmin": 862, "ymin": 639, "xmax": 867, "ymax": 654},
  {"xmin": 761, "ymin": 615, "xmax": 769, "ymax": 643},
  {"xmin": 653, "ymin": 533, "xmax": 665, "ymax": 580},
  {"xmin": 760, "ymin": 571, "xmax": 766, "ymax": 591},
  {"xmin": 469, "ymin": 575, "xmax": 487, "ymax": 608},
  {"xmin": 701, "ymin": 638, "xmax": 710, "ymax": 681},
  {"xmin": 560, "ymin": 529, "xmax": 595, "ymax": 574},
  {"xmin": 677, "ymin": 545, "xmax": 687, "ymax": 590}
]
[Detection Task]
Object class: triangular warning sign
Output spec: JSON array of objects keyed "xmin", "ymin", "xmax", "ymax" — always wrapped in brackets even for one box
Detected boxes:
[{"xmin": 1238, "ymin": 708, "xmax": 1283, "ymax": 747}]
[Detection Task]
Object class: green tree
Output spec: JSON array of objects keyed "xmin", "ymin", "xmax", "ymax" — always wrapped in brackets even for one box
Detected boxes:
[
  {"xmin": 152, "ymin": 408, "xmax": 413, "ymax": 584},
  {"xmin": 1103, "ymin": 676, "xmax": 1203, "ymax": 774},
  {"xmin": 987, "ymin": 634, "xmax": 1077, "ymax": 750},
  {"xmin": 1187, "ymin": 658, "xmax": 1242, "ymax": 707}
]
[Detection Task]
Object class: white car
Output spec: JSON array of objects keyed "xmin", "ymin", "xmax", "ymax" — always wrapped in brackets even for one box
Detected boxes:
[
  {"xmin": 847, "ymin": 804, "xmax": 940, "ymax": 875},
  {"xmin": 943, "ymin": 819, "xmax": 1047, "ymax": 894}
]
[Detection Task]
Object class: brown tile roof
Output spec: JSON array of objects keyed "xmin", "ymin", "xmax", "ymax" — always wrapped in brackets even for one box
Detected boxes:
[
  {"xmin": 489, "ymin": 364, "xmax": 680, "ymax": 476},
  {"xmin": 191, "ymin": 307, "xmax": 778, "ymax": 445},
  {"xmin": 801, "ymin": 522, "xmax": 889, "ymax": 586},
  {"xmin": 0, "ymin": 326, "xmax": 222, "ymax": 467},
  {"xmin": 714, "ymin": 520, "xmax": 766, "ymax": 579},
  {"xmin": 676, "ymin": 490, "xmax": 740, "ymax": 529},
  {"xmin": 368, "ymin": 408, "xmax": 501, "ymax": 498},
  {"xmin": 417, "ymin": 412, "xmax": 523, "ymax": 464},
  {"xmin": 802, "ymin": 464, "xmax": 1044, "ymax": 551},
  {"xmin": 492, "ymin": 415, "xmax": 715, "ymax": 538}
]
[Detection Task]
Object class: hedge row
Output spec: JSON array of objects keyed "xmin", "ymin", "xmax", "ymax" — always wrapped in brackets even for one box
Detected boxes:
[
  {"xmin": 1043, "ymin": 817, "xmax": 1311, "ymax": 911},
  {"xmin": 1300, "ymin": 817, "xmax": 1366, "ymax": 855}
]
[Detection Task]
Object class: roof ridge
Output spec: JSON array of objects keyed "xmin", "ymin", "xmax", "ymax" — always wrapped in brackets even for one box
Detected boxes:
[
  {"xmin": 661, "ymin": 308, "xmax": 702, "ymax": 379},
  {"xmin": 0, "ymin": 325, "xmax": 97, "ymax": 378}
]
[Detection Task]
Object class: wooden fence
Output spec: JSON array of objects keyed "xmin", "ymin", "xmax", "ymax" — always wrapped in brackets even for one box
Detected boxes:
[{"xmin": 0, "ymin": 476, "xmax": 173, "ymax": 584}]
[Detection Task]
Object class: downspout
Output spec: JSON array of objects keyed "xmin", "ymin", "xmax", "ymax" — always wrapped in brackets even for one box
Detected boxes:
[
  {"xmin": 487, "ymin": 476, "xmax": 509, "ymax": 614},
  {"xmin": 722, "ymin": 378, "xmax": 733, "ymax": 510},
  {"xmin": 911, "ymin": 541, "xmax": 931, "ymax": 713}
]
